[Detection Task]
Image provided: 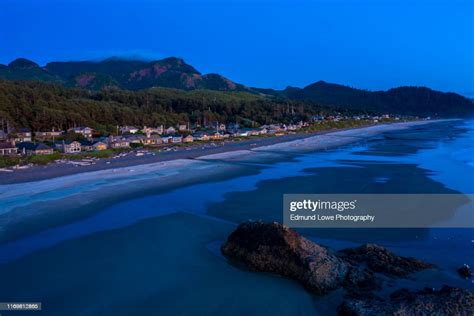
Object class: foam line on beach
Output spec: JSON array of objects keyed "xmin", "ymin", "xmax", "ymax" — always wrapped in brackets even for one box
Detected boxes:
[
  {"xmin": 0, "ymin": 120, "xmax": 451, "ymax": 193},
  {"xmin": 251, "ymin": 121, "xmax": 446, "ymax": 153},
  {"xmin": 195, "ymin": 149, "xmax": 285, "ymax": 162},
  {"xmin": 0, "ymin": 159, "xmax": 223, "ymax": 214}
]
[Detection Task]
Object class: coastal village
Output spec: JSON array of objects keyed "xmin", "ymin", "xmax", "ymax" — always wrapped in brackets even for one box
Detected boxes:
[{"xmin": 0, "ymin": 114, "xmax": 402, "ymax": 169}]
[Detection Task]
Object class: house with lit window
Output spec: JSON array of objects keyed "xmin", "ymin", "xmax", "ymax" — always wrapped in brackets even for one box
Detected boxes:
[
  {"xmin": 192, "ymin": 132, "xmax": 210, "ymax": 141},
  {"xmin": 142, "ymin": 125, "xmax": 163, "ymax": 135},
  {"xmin": 143, "ymin": 135, "xmax": 163, "ymax": 146},
  {"xmin": 93, "ymin": 141, "xmax": 108, "ymax": 151},
  {"xmin": 183, "ymin": 135, "xmax": 194, "ymax": 143},
  {"xmin": 209, "ymin": 132, "xmax": 224, "ymax": 140}
]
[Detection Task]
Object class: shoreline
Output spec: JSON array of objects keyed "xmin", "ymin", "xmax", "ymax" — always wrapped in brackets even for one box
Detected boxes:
[
  {"xmin": 0, "ymin": 119, "xmax": 458, "ymax": 244},
  {"xmin": 0, "ymin": 130, "xmax": 324, "ymax": 185},
  {"xmin": 0, "ymin": 119, "xmax": 454, "ymax": 185}
]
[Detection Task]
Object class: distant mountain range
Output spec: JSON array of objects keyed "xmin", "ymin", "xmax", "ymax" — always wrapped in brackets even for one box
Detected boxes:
[
  {"xmin": 0, "ymin": 57, "xmax": 247, "ymax": 92},
  {"xmin": 0, "ymin": 57, "xmax": 473, "ymax": 117},
  {"xmin": 272, "ymin": 81, "xmax": 474, "ymax": 117}
]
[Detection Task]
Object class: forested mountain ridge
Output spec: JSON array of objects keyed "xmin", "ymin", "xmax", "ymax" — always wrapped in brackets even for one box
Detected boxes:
[
  {"xmin": 277, "ymin": 81, "xmax": 474, "ymax": 117},
  {"xmin": 0, "ymin": 57, "xmax": 247, "ymax": 92},
  {"xmin": 0, "ymin": 58, "xmax": 62, "ymax": 83},
  {"xmin": 0, "ymin": 57, "xmax": 472, "ymax": 118}
]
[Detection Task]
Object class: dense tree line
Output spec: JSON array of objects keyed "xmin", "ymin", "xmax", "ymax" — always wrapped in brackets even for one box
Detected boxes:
[
  {"xmin": 0, "ymin": 80, "xmax": 338, "ymax": 135},
  {"xmin": 283, "ymin": 81, "xmax": 474, "ymax": 117}
]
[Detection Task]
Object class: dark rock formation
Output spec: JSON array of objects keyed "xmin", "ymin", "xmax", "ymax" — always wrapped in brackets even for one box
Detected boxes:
[
  {"xmin": 338, "ymin": 243, "xmax": 434, "ymax": 277},
  {"xmin": 222, "ymin": 221, "xmax": 472, "ymax": 314},
  {"xmin": 338, "ymin": 286, "xmax": 474, "ymax": 316},
  {"xmin": 221, "ymin": 222, "xmax": 436, "ymax": 296},
  {"xmin": 342, "ymin": 266, "xmax": 381, "ymax": 298},
  {"xmin": 221, "ymin": 221, "xmax": 349, "ymax": 295},
  {"xmin": 458, "ymin": 264, "xmax": 473, "ymax": 279},
  {"xmin": 337, "ymin": 244, "xmax": 434, "ymax": 296}
]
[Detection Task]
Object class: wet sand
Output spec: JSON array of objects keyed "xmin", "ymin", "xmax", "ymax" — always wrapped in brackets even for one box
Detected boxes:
[
  {"xmin": 0, "ymin": 120, "xmax": 455, "ymax": 243},
  {"xmin": 0, "ymin": 120, "xmax": 450, "ymax": 185},
  {"xmin": 0, "ymin": 159, "xmax": 260, "ymax": 244},
  {"xmin": 0, "ymin": 131, "xmax": 319, "ymax": 185}
]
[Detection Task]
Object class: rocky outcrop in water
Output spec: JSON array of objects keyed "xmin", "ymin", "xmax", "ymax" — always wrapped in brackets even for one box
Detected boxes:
[
  {"xmin": 222, "ymin": 221, "xmax": 473, "ymax": 315},
  {"xmin": 221, "ymin": 221, "xmax": 349, "ymax": 295},
  {"xmin": 337, "ymin": 243, "xmax": 434, "ymax": 297},
  {"xmin": 337, "ymin": 243, "xmax": 434, "ymax": 277},
  {"xmin": 221, "ymin": 221, "xmax": 436, "ymax": 296},
  {"xmin": 342, "ymin": 266, "xmax": 380, "ymax": 298},
  {"xmin": 458, "ymin": 264, "xmax": 472, "ymax": 279},
  {"xmin": 338, "ymin": 286, "xmax": 474, "ymax": 316}
]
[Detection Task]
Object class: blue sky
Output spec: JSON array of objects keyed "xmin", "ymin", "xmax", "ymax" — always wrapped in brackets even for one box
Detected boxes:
[{"xmin": 1, "ymin": 0, "xmax": 473, "ymax": 96}]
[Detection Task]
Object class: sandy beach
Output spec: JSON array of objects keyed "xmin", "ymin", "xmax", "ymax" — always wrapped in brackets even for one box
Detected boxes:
[
  {"xmin": 0, "ymin": 120, "xmax": 449, "ymax": 185},
  {"xmin": 0, "ymin": 119, "xmax": 454, "ymax": 243},
  {"xmin": 0, "ymin": 118, "xmax": 472, "ymax": 316},
  {"xmin": 4, "ymin": 136, "xmax": 472, "ymax": 314}
]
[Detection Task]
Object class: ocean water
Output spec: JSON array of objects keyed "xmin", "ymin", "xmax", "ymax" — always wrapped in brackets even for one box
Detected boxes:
[{"xmin": 0, "ymin": 120, "xmax": 473, "ymax": 315}]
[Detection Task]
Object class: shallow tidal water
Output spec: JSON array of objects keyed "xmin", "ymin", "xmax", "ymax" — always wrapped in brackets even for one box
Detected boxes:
[{"xmin": 0, "ymin": 120, "xmax": 473, "ymax": 315}]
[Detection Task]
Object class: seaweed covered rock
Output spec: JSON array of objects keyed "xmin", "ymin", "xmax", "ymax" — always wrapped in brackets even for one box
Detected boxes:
[
  {"xmin": 221, "ymin": 221, "xmax": 349, "ymax": 295},
  {"xmin": 338, "ymin": 286, "xmax": 474, "ymax": 316},
  {"xmin": 338, "ymin": 243, "xmax": 433, "ymax": 277}
]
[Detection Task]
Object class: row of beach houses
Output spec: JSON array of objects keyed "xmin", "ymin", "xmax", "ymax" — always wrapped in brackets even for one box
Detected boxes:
[{"xmin": 0, "ymin": 122, "xmax": 306, "ymax": 157}]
